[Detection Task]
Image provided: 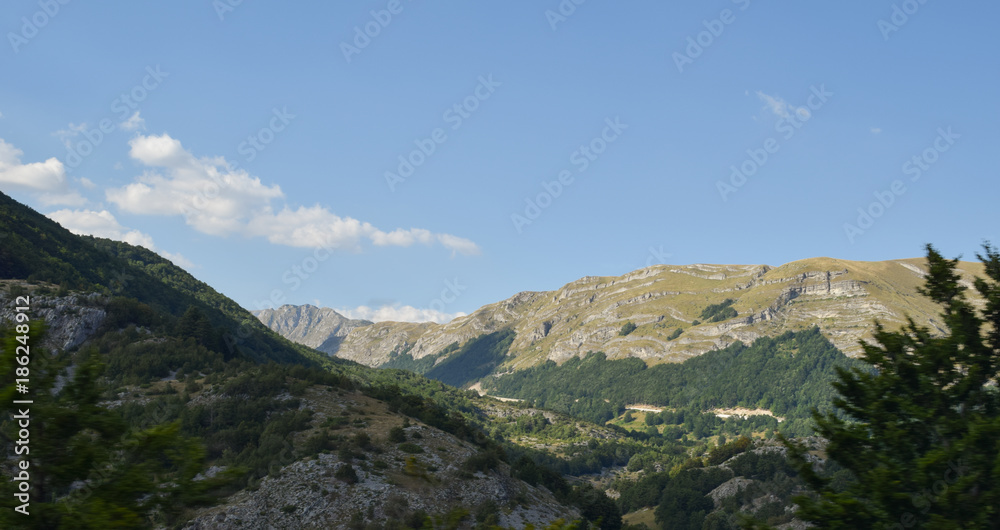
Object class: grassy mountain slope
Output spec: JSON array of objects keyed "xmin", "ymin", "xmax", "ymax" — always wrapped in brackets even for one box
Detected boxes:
[{"xmin": 328, "ymin": 257, "xmax": 983, "ymax": 373}]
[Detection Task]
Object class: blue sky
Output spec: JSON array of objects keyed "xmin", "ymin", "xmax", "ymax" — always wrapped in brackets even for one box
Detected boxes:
[{"xmin": 1, "ymin": 1, "xmax": 998, "ymax": 322}]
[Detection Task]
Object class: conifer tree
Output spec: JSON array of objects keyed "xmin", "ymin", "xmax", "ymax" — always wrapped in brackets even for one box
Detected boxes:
[
  {"xmin": 0, "ymin": 328, "xmax": 231, "ymax": 528},
  {"xmin": 779, "ymin": 244, "xmax": 1000, "ymax": 529}
]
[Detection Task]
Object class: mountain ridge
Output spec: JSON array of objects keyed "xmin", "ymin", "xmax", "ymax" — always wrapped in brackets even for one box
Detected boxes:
[
  {"xmin": 253, "ymin": 304, "xmax": 372, "ymax": 354},
  {"xmin": 258, "ymin": 256, "xmax": 984, "ymax": 377}
]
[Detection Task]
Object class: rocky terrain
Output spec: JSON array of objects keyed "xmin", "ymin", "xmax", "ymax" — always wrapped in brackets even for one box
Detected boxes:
[
  {"xmin": 261, "ymin": 257, "xmax": 984, "ymax": 373},
  {"xmin": 253, "ymin": 304, "xmax": 372, "ymax": 354},
  {"xmin": 0, "ymin": 280, "xmax": 106, "ymax": 352},
  {"xmin": 181, "ymin": 387, "xmax": 580, "ymax": 529}
]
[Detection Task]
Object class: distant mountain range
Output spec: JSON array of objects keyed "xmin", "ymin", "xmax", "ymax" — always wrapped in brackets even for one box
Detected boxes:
[
  {"xmin": 5, "ymin": 188, "xmax": 980, "ymax": 527},
  {"xmin": 0, "ymin": 190, "xmax": 589, "ymax": 528},
  {"xmin": 257, "ymin": 257, "xmax": 984, "ymax": 377},
  {"xmin": 253, "ymin": 304, "xmax": 372, "ymax": 354}
]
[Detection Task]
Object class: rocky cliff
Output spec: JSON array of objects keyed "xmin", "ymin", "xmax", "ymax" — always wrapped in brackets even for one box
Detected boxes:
[
  {"xmin": 0, "ymin": 280, "xmax": 106, "ymax": 352},
  {"xmin": 253, "ymin": 304, "xmax": 372, "ymax": 355},
  {"xmin": 261, "ymin": 257, "xmax": 985, "ymax": 375}
]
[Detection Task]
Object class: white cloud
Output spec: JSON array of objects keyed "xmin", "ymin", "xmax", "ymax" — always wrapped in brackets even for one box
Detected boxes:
[
  {"xmin": 79, "ymin": 177, "xmax": 97, "ymax": 189},
  {"xmin": 46, "ymin": 208, "xmax": 195, "ymax": 269},
  {"xmin": 0, "ymin": 138, "xmax": 67, "ymax": 192},
  {"xmin": 159, "ymin": 250, "xmax": 196, "ymax": 269},
  {"xmin": 107, "ymin": 133, "xmax": 480, "ymax": 255},
  {"xmin": 756, "ymin": 91, "xmax": 811, "ymax": 121},
  {"xmin": 871, "ymin": 127, "xmax": 882, "ymax": 134},
  {"xmin": 435, "ymin": 233, "xmax": 482, "ymax": 257},
  {"xmin": 119, "ymin": 111, "xmax": 146, "ymax": 131},
  {"xmin": 38, "ymin": 190, "xmax": 87, "ymax": 207},
  {"xmin": 336, "ymin": 304, "xmax": 466, "ymax": 324},
  {"xmin": 370, "ymin": 227, "xmax": 434, "ymax": 248},
  {"xmin": 127, "ymin": 133, "xmax": 189, "ymax": 167}
]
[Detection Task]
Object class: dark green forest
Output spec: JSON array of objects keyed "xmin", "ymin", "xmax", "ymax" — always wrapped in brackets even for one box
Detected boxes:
[
  {"xmin": 483, "ymin": 327, "xmax": 866, "ymax": 436},
  {"xmin": 0, "ymin": 192, "xmax": 328, "ymax": 367}
]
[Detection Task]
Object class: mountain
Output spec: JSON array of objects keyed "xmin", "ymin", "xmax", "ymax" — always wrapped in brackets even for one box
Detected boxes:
[
  {"xmin": 3, "ymin": 188, "xmax": 985, "ymax": 528},
  {"xmin": 0, "ymin": 191, "xmax": 329, "ymax": 367},
  {"xmin": 0, "ymin": 191, "xmax": 597, "ymax": 528},
  {"xmin": 253, "ymin": 304, "xmax": 372, "ymax": 354},
  {"xmin": 262, "ymin": 258, "xmax": 982, "ymax": 374}
]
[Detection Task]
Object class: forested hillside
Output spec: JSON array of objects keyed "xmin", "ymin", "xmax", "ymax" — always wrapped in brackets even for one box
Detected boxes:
[
  {"xmin": 483, "ymin": 327, "xmax": 867, "ymax": 436},
  {"xmin": 0, "ymin": 192, "xmax": 326, "ymax": 367},
  {"xmin": 0, "ymin": 192, "xmax": 602, "ymax": 528}
]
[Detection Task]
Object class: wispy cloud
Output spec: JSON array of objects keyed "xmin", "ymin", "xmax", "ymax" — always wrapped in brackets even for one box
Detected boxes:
[
  {"xmin": 756, "ymin": 91, "xmax": 810, "ymax": 120},
  {"xmin": 119, "ymin": 111, "xmax": 146, "ymax": 131},
  {"xmin": 870, "ymin": 127, "xmax": 882, "ymax": 134},
  {"xmin": 106, "ymin": 133, "xmax": 481, "ymax": 255},
  {"xmin": 52, "ymin": 123, "xmax": 88, "ymax": 148}
]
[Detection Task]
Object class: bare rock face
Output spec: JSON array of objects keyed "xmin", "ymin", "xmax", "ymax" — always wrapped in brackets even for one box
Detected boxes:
[
  {"xmin": 326, "ymin": 320, "xmax": 434, "ymax": 367},
  {"xmin": 253, "ymin": 305, "xmax": 372, "ymax": 355},
  {"xmin": 262, "ymin": 257, "xmax": 985, "ymax": 375},
  {"xmin": 181, "ymin": 390, "xmax": 580, "ymax": 529},
  {"xmin": 0, "ymin": 283, "xmax": 106, "ymax": 352}
]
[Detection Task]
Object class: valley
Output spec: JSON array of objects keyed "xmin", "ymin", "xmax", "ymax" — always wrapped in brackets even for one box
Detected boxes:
[{"xmin": 2, "ymin": 190, "xmax": 996, "ymax": 529}]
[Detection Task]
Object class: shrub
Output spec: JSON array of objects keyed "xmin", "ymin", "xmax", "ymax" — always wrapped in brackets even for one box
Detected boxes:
[
  {"xmin": 706, "ymin": 435, "xmax": 752, "ymax": 466},
  {"xmin": 352, "ymin": 432, "xmax": 372, "ymax": 450},
  {"xmin": 388, "ymin": 426, "xmax": 406, "ymax": 443},
  {"xmin": 334, "ymin": 463, "xmax": 359, "ymax": 484},
  {"xmin": 462, "ymin": 448, "xmax": 502, "ymax": 473},
  {"xmin": 398, "ymin": 442, "xmax": 423, "ymax": 454},
  {"xmin": 619, "ymin": 321, "xmax": 637, "ymax": 336},
  {"xmin": 700, "ymin": 299, "xmax": 738, "ymax": 323}
]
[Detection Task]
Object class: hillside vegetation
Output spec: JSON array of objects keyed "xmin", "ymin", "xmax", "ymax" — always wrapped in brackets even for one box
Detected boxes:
[
  {"xmin": 323, "ymin": 257, "xmax": 984, "ymax": 373},
  {"xmin": 482, "ymin": 327, "xmax": 865, "ymax": 436},
  {"xmin": 0, "ymin": 191, "xmax": 602, "ymax": 529},
  {"xmin": 0, "ymin": 192, "xmax": 327, "ymax": 368}
]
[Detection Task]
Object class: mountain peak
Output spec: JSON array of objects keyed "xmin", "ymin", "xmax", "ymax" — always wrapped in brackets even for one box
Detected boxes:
[
  {"xmin": 257, "ymin": 256, "xmax": 984, "ymax": 374},
  {"xmin": 254, "ymin": 304, "xmax": 372, "ymax": 353}
]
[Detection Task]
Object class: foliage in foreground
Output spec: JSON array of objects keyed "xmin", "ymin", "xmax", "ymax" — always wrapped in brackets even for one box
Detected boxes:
[{"xmin": 776, "ymin": 245, "xmax": 1000, "ymax": 529}]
